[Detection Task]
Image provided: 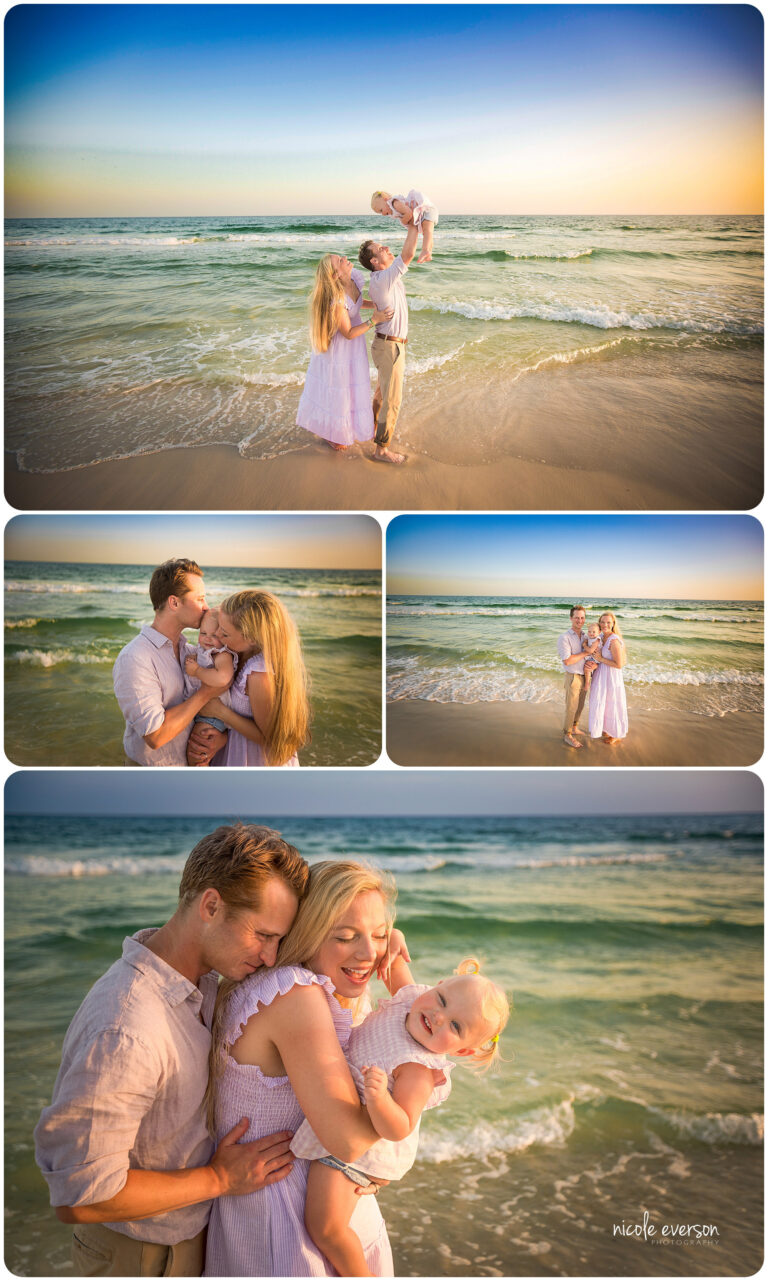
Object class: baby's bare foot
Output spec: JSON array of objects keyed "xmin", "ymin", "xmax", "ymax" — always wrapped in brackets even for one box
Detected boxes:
[{"xmin": 417, "ymin": 249, "xmax": 432, "ymax": 263}]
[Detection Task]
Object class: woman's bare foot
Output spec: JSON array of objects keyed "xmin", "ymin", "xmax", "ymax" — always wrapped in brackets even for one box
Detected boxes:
[
  {"xmin": 602, "ymin": 734, "xmax": 618, "ymax": 745},
  {"xmin": 563, "ymin": 733, "xmax": 582, "ymax": 749},
  {"xmin": 373, "ymin": 447, "xmax": 406, "ymax": 465},
  {"xmin": 323, "ymin": 440, "xmax": 348, "ymax": 452}
]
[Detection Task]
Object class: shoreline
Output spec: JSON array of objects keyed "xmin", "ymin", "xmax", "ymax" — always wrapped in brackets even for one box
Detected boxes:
[
  {"xmin": 386, "ymin": 699, "xmax": 763, "ymax": 767},
  {"xmin": 6, "ymin": 347, "xmax": 762, "ymax": 511},
  {"xmin": 0, "ymin": 438, "xmax": 714, "ymax": 513}
]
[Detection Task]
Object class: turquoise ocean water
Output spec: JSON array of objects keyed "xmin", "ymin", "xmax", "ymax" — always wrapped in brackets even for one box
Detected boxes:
[
  {"xmin": 5, "ymin": 810, "xmax": 762, "ymax": 1276},
  {"xmin": 4, "ymin": 562, "xmax": 381, "ymax": 765},
  {"xmin": 387, "ymin": 596, "xmax": 764, "ymax": 719},
  {"xmin": 5, "ymin": 214, "xmax": 763, "ymax": 472}
]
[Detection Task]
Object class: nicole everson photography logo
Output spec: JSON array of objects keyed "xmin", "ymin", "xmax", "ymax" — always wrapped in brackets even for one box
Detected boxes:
[{"xmin": 613, "ymin": 1210, "xmax": 720, "ymax": 1244}]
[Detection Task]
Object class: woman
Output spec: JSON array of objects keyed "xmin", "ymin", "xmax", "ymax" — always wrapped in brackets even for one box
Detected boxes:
[
  {"xmin": 204, "ymin": 862, "xmax": 400, "ymax": 1276},
  {"xmin": 588, "ymin": 611, "xmax": 628, "ymax": 745},
  {"xmin": 201, "ymin": 590, "xmax": 309, "ymax": 768},
  {"xmin": 296, "ymin": 254, "xmax": 392, "ymax": 450}
]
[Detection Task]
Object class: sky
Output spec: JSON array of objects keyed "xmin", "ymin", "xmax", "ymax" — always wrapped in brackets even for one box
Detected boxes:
[
  {"xmin": 386, "ymin": 515, "xmax": 764, "ymax": 599},
  {"xmin": 5, "ymin": 4, "xmax": 763, "ymax": 216},
  {"xmin": 4, "ymin": 514, "xmax": 381, "ymax": 570},
  {"xmin": 5, "ymin": 769, "xmax": 762, "ymax": 816}
]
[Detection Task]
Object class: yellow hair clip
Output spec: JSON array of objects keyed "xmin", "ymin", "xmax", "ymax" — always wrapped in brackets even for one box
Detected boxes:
[{"xmin": 490, "ymin": 1034, "xmax": 499, "ymax": 1044}]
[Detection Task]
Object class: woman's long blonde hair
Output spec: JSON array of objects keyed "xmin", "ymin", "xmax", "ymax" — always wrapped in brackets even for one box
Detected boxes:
[
  {"xmin": 309, "ymin": 254, "xmax": 345, "ymax": 353},
  {"xmin": 206, "ymin": 860, "xmax": 396, "ymax": 1133},
  {"xmin": 220, "ymin": 590, "xmax": 310, "ymax": 766}
]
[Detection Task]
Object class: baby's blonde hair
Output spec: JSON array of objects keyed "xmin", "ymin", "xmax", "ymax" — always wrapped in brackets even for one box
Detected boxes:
[
  {"xmin": 199, "ymin": 607, "xmax": 219, "ymax": 632},
  {"xmin": 219, "ymin": 590, "xmax": 310, "ymax": 766},
  {"xmin": 371, "ymin": 190, "xmax": 391, "ymax": 208},
  {"xmin": 453, "ymin": 957, "xmax": 510, "ymax": 1070}
]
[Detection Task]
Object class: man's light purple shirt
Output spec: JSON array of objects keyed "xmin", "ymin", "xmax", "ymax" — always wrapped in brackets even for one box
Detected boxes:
[{"xmin": 113, "ymin": 624, "xmax": 194, "ymax": 766}]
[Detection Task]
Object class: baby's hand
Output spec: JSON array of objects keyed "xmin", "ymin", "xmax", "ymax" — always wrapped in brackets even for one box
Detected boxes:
[
  {"xmin": 184, "ymin": 656, "xmax": 198, "ymax": 676},
  {"xmin": 361, "ymin": 1065, "xmax": 389, "ymax": 1103}
]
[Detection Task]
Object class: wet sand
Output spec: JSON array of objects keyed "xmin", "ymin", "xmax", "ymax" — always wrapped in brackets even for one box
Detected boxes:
[
  {"xmin": 386, "ymin": 700, "xmax": 763, "ymax": 767},
  {"xmin": 4, "ymin": 440, "xmax": 681, "ymax": 513},
  {"xmin": 6, "ymin": 354, "xmax": 762, "ymax": 511}
]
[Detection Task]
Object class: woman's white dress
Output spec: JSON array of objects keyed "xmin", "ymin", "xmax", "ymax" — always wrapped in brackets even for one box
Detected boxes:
[
  {"xmin": 296, "ymin": 268, "xmax": 375, "ymax": 446},
  {"xmin": 589, "ymin": 636, "xmax": 629, "ymax": 740},
  {"xmin": 204, "ymin": 966, "xmax": 393, "ymax": 1277},
  {"xmin": 212, "ymin": 653, "xmax": 299, "ymax": 768}
]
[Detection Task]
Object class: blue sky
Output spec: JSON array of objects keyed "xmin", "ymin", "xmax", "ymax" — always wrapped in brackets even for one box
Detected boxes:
[
  {"xmin": 386, "ymin": 515, "xmax": 763, "ymax": 599},
  {"xmin": 5, "ymin": 769, "xmax": 762, "ymax": 816},
  {"xmin": 5, "ymin": 5, "xmax": 763, "ymax": 214},
  {"xmin": 4, "ymin": 514, "xmax": 381, "ymax": 569}
]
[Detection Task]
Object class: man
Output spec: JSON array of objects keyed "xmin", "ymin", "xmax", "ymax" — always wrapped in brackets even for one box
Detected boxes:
[
  {"xmin": 34, "ymin": 823, "xmax": 309, "ymax": 1277},
  {"xmin": 358, "ymin": 218, "xmax": 419, "ymax": 465},
  {"xmin": 113, "ymin": 558, "xmax": 227, "ymax": 766},
  {"xmin": 557, "ymin": 604, "xmax": 596, "ymax": 749}
]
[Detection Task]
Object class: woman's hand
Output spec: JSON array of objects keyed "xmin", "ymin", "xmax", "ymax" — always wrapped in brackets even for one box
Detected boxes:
[
  {"xmin": 372, "ymin": 308, "xmax": 394, "ymax": 325},
  {"xmin": 377, "ymin": 928, "xmax": 411, "ymax": 984}
]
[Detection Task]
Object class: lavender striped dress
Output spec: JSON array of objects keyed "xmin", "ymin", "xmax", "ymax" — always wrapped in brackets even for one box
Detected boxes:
[{"xmin": 204, "ymin": 966, "xmax": 394, "ymax": 1277}]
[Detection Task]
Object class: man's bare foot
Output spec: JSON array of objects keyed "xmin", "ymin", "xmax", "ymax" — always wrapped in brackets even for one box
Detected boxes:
[
  {"xmin": 372, "ymin": 448, "xmax": 406, "ymax": 465},
  {"xmin": 563, "ymin": 733, "xmax": 582, "ymax": 749},
  {"xmin": 571, "ymin": 726, "xmax": 587, "ymax": 736},
  {"xmin": 417, "ymin": 249, "xmax": 432, "ymax": 263}
]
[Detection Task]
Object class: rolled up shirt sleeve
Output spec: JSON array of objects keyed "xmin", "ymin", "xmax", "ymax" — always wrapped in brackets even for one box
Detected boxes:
[
  {"xmin": 556, "ymin": 634, "xmax": 571, "ymax": 664},
  {"xmin": 113, "ymin": 650, "xmax": 166, "ymax": 739},
  {"xmin": 34, "ymin": 1028, "xmax": 161, "ymax": 1207}
]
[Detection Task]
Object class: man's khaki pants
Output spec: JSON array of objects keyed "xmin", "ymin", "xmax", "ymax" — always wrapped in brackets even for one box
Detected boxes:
[
  {"xmin": 563, "ymin": 672, "xmax": 587, "ymax": 733},
  {"xmin": 71, "ymin": 1224, "xmax": 205, "ymax": 1277},
  {"xmin": 371, "ymin": 335, "xmax": 406, "ymax": 447}
]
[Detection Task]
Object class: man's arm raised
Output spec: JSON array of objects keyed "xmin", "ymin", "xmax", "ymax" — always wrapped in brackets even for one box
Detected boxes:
[{"xmin": 400, "ymin": 220, "xmax": 420, "ymax": 267}]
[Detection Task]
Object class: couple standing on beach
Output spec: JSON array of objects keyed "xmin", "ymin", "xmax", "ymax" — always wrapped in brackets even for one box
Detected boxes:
[
  {"xmin": 558, "ymin": 605, "xmax": 628, "ymax": 749},
  {"xmin": 296, "ymin": 218, "xmax": 422, "ymax": 465}
]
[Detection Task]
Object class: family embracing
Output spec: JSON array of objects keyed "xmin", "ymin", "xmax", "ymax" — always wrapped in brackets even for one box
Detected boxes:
[
  {"xmin": 34, "ymin": 824, "xmax": 508, "ymax": 1277},
  {"xmin": 113, "ymin": 559, "xmax": 309, "ymax": 768},
  {"xmin": 558, "ymin": 605, "xmax": 628, "ymax": 749}
]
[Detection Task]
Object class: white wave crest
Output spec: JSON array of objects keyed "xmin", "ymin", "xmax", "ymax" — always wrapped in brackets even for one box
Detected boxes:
[
  {"xmin": 5, "ymin": 580, "xmax": 147, "ymax": 595},
  {"xmin": 6, "ymin": 854, "xmax": 187, "ymax": 877},
  {"xmin": 651, "ymin": 1108, "xmax": 764, "ymax": 1146},
  {"xmin": 419, "ymin": 1089, "xmax": 603, "ymax": 1164},
  {"xmin": 5, "ymin": 618, "xmax": 44, "ymax": 629},
  {"xmin": 409, "ymin": 296, "xmax": 763, "ymax": 335},
  {"xmin": 7, "ymin": 649, "xmax": 111, "ymax": 667}
]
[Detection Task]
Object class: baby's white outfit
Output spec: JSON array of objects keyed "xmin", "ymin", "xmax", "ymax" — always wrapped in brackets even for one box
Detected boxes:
[
  {"xmin": 183, "ymin": 644, "xmax": 236, "ymax": 707},
  {"xmin": 291, "ymin": 984, "xmax": 452, "ymax": 1180},
  {"xmin": 386, "ymin": 189, "xmax": 439, "ymax": 227}
]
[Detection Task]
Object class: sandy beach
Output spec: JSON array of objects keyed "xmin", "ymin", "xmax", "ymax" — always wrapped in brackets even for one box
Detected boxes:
[
  {"xmin": 4, "ymin": 395, "xmax": 753, "ymax": 515},
  {"xmin": 386, "ymin": 699, "xmax": 763, "ymax": 767}
]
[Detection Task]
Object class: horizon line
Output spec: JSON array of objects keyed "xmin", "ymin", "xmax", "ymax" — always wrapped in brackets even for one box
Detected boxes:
[{"xmin": 6, "ymin": 211, "xmax": 764, "ymax": 220}]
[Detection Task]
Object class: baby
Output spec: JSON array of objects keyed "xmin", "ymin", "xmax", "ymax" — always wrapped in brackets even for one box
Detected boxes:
[
  {"xmin": 183, "ymin": 608, "xmax": 236, "ymax": 767},
  {"xmin": 371, "ymin": 188, "xmax": 439, "ymax": 263},
  {"xmin": 582, "ymin": 623, "xmax": 602, "ymax": 689},
  {"xmin": 292, "ymin": 957, "xmax": 509, "ymax": 1277}
]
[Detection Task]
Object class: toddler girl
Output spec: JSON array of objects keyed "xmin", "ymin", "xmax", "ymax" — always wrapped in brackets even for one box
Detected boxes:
[
  {"xmin": 371, "ymin": 188, "xmax": 439, "ymax": 262},
  {"xmin": 183, "ymin": 607, "xmax": 236, "ymax": 766},
  {"xmin": 582, "ymin": 622, "xmax": 602, "ymax": 690},
  {"xmin": 291, "ymin": 956, "xmax": 509, "ymax": 1276}
]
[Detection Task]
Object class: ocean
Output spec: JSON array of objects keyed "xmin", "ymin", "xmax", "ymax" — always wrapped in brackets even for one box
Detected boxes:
[
  {"xmin": 4, "ymin": 562, "xmax": 382, "ymax": 766},
  {"xmin": 5, "ymin": 214, "xmax": 763, "ymax": 473},
  {"xmin": 5, "ymin": 810, "xmax": 763, "ymax": 1277},
  {"xmin": 386, "ymin": 596, "xmax": 764, "ymax": 719}
]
